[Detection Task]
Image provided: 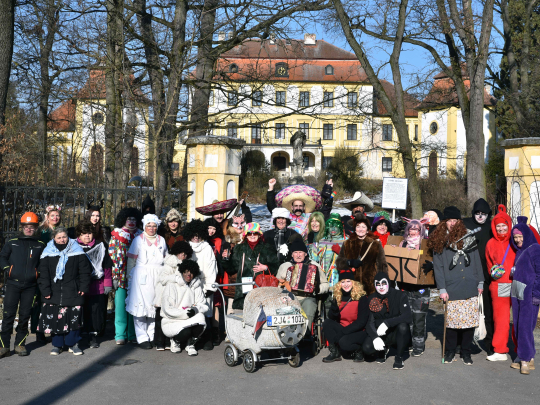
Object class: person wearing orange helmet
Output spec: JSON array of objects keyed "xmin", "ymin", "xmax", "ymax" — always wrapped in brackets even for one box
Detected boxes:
[{"xmin": 0, "ymin": 212, "xmax": 45, "ymax": 358}]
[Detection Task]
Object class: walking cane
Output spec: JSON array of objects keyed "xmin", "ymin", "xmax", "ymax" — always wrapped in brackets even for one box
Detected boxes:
[{"xmin": 442, "ymin": 299, "xmax": 448, "ymax": 364}]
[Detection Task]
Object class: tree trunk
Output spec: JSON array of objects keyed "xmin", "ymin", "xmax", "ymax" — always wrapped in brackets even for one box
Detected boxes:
[{"xmin": 0, "ymin": 0, "xmax": 15, "ymax": 134}]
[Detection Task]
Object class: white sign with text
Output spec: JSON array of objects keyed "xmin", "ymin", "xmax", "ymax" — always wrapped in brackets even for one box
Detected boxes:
[{"xmin": 381, "ymin": 177, "xmax": 408, "ymax": 210}]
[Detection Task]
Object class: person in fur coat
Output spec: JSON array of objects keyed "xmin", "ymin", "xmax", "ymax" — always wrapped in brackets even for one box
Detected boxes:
[
  {"xmin": 337, "ymin": 217, "xmax": 387, "ymax": 296},
  {"xmin": 221, "ymin": 215, "xmax": 244, "ymax": 313},
  {"xmin": 510, "ymin": 217, "xmax": 540, "ymax": 374},
  {"xmin": 161, "ymin": 260, "xmax": 208, "ymax": 356},
  {"xmin": 485, "ymin": 205, "xmax": 516, "ymax": 361},
  {"xmin": 182, "ymin": 219, "xmax": 218, "ymax": 351},
  {"xmin": 153, "ymin": 241, "xmax": 193, "ymax": 351}
]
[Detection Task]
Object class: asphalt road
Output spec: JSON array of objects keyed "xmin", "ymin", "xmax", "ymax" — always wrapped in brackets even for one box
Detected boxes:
[{"xmin": 1, "ymin": 310, "xmax": 539, "ymax": 405}]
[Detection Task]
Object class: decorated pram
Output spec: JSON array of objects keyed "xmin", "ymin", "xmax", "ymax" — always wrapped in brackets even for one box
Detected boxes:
[{"xmin": 212, "ymin": 282, "xmax": 308, "ymax": 373}]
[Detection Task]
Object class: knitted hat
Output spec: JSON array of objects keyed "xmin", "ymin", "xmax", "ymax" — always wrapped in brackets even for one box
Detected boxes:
[
  {"xmin": 289, "ymin": 238, "xmax": 308, "ymax": 253},
  {"xmin": 443, "ymin": 206, "xmax": 461, "ymax": 220},
  {"xmin": 243, "ymin": 222, "xmax": 262, "ymax": 236},
  {"xmin": 142, "ymin": 214, "xmax": 161, "ymax": 228},
  {"xmin": 338, "ymin": 269, "xmax": 355, "ymax": 281}
]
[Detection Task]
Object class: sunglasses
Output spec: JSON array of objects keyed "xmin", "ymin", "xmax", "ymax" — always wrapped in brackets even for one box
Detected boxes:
[
  {"xmin": 410, "ymin": 227, "xmax": 420, "ymax": 231},
  {"xmin": 246, "ymin": 232, "xmax": 259, "ymax": 236}
]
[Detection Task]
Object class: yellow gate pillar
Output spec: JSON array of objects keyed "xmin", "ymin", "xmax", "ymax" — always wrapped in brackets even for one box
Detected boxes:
[{"xmin": 184, "ymin": 135, "xmax": 245, "ymax": 221}]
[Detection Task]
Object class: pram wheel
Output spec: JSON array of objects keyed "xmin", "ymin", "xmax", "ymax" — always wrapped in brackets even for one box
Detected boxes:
[
  {"xmin": 224, "ymin": 344, "xmax": 238, "ymax": 367},
  {"xmin": 288, "ymin": 352, "xmax": 301, "ymax": 368},
  {"xmin": 311, "ymin": 341, "xmax": 319, "ymax": 357},
  {"xmin": 243, "ymin": 350, "xmax": 257, "ymax": 373}
]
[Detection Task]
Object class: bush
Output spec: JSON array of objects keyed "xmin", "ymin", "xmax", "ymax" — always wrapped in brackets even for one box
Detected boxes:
[
  {"xmin": 418, "ymin": 176, "xmax": 469, "ymax": 215},
  {"xmin": 239, "ymin": 150, "xmax": 279, "ymax": 202},
  {"xmin": 325, "ymin": 146, "xmax": 364, "ymax": 193}
]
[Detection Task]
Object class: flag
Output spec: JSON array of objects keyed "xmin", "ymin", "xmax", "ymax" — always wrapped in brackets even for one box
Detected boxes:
[{"xmin": 253, "ymin": 305, "xmax": 266, "ymax": 337}]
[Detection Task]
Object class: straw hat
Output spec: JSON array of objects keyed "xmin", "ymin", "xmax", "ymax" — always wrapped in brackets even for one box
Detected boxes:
[{"xmin": 275, "ymin": 185, "xmax": 323, "ymax": 214}]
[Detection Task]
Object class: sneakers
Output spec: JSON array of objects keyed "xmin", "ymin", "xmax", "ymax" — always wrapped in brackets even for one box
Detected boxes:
[
  {"xmin": 444, "ymin": 351, "xmax": 456, "ymax": 364},
  {"xmin": 411, "ymin": 348, "xmax": 424, "ymax": 357},
  {"xmin": 322, "ymin": 344, "xmax": 342, "ymax": 363},
  {"xmin": 186, "ymin": 345, "xmax": 198, "ymax": 356},
  {"xmin": 462, "ymin": 354, "xmax": 473, "ymax": 365},
  {"xmin": 50, "ymin": 347, "xmax": 63, "ymax": 356},
  {"xmin": 15, "ymin": 345, "xmax": 28, "ymax": 356},
  {"xmin": 511, "ymin": 361, "xmax": 521, "ymax": 370},
  {"xmin": 139, "ymin": 341, "xmax": 152, "ymax": 350},
  {"xmin": 530, "ymin": 358, "xmax": 535, "ymax": 370},
  {"xmin": 521, "ymin": 361, "xmax": 531, "ymax": 375},
  {"xmin": 393, "ymin": 356, "xmax": 404, "ymax": 370},
  {"xmin": 156, "ymin": 345, "xmax": 165, "ymax": 351},
  {"xmin": 376, "ymin": 355, "xmax": 386, "ymax": 364},
  {"xmin": 487, "ymin": 352, "xmax": 507, "ymax": 362},
  {"xmin": 69, "ymin": 344, "xmax": 84, "ymax": 356},
  {"xmin": 116, "ymin": 339, "xmax": 126, "ymax": 345},
  {"xmin": 89, "ymin": 335, "xmax": 99, "ymax": 349},
  {"xmin": 170, "ymin": 340, "xmax": 182, "ymax": 354},
  {"xmin": 0, "ymin": 347, "xmax": 11, "ymax": 358},
  {"xmin": 353, "ymin": 349, "xmax": 364, "ymax": 363}
]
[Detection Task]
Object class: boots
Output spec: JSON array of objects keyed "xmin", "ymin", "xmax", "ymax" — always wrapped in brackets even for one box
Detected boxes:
[
  {"xmin": 521, "ymin": 361, "xmax": 531, "ymax": 375},
  {"xmin": 202, "ymin": 319, "xmax": 213, "ymax": 351},
  {"xmin": 15, "ymin": 345, "xmax": 28, "ymax": 356},
  {"xmin": 212, "ymin": 327, "xmax": 221, "ymax": 346},
  {"xmin": 322, "ymin": 344, "xmax": 342, "ymax": 363},
  {"xmin": 530, "ymin": 358, "xmax": 536, "ymax": 370},
  {"xmin": 353, "ymin": 349, "xmax": 364, "ymax": 363},
  {"xmin": 0, "ymin": 347, "xmax": 10, "ymax": 358}
]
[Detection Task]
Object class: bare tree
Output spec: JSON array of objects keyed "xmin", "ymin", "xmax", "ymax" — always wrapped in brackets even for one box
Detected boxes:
[{"xmin": 0, "ymin": 0, "xmax": 15, "ymax": 133}]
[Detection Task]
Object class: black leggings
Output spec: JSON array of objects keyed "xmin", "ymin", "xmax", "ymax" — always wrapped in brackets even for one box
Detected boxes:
[
  {"xmin": 445, "ymin": 328, "xmax": 474, "ymax": 355},
  {"xmin": 323, "ymin": 319, "xmax": 368, "ymax": 352},
  {"xmin": 173, "ymin": 325, "xmax": 205, "ymax": 344},
  {"xmin": 154, "ymin": 308, "xmax": 171, "ymax": 347},
  {"xmin": 363, "ymin": 322, "xmax": 411, "ymax": 358}
]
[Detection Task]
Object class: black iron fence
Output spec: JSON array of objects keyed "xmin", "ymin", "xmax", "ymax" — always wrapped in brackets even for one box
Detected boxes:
[{"xmin": 1, "ymin": 177, "xmax": 192, "ymax": 244}]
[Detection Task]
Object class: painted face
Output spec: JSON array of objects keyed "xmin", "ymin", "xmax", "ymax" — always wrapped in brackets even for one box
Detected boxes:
[
  {"xmin": 54, "ymin": 232, "xmax": 68, "ymax": 245},
  {"xmin": 275, "ymin": 217, "xmax": 288, "ymax": 230},
  {"xmin": 176, "ymin": 252, "xmax": 187, "ymax": 261},
  {"xmin": 513, "ymin": 233, "xmax": 523, "ymax": 248},
  {"xmin": 168, "ymin": 220, "xmax": 179, "ymax": 231},
  {"xmin": 329, "ymin": 225, "xmax": 340, "ymax": 237},
  {"xmin": 341, "ymin": 279, "xmax": 352, "ymax": 292},
  {"xmin": 22, "ymin": 224, "xmax": 37, "ymax": 237},
  {"xmin": 125, "ymin": 217, "xmax": 137, "ymax": 229},
  {"xmin": 352, "ymin": 205, "xmax": 365, "ymax": 215},
  {"xmin": 232, "ymin": 217, "xmax": 246, "ymax": 230},
  {"xmin": 191, "ymin": 235, "xmax": 200, "ymax": 243},
  {"xmin": 375, "ymin": 278, "xmax": 389, "ymax": 295},
  {"xmin": 475, "ymin": 212, "xmax": 488, "ymax": 224},
  {"xmin": 79, "ymin": 232, "xmax": 94, "ymax": 244},
  {"xmin": 310, "ymin": 219, "xmax": 320, "ymax": 233},
  {"xmin": 182, "ymin": 270, "xmax": 194, "ymax": 283},
  {"xmin": 48, "ymin": 211, "xmax": 61, "ymax": 226},
  {"xmin": 292, "ymin": 201, "xmax": 305, "ymax": 216},
  {"xmin": 376, "ymin": 223, "xmax": 388, "ymax": 235},
  {"xmin": 208, "ymin": 226, "xmax": 216, "ymax": 237},
  {"xmin": 292, "ymin": 251, "xmax": 307, "ymax": 263},
  {"xmin": 90, "ymin": 211, "xmax": 100, "ymax": 225},
  {"xmin": 496, "ymin": 223, "xmax": 508, "ymax": 235},
  {"xmin": 446, "ymin": 219, "xmax": 458, "ymax": 231},
  {"xmin": 213, "ymin": 213, "xmax": 224, "ymax": 222},
  {"xmin": 355, "ymin": 223, "xmax": 368, "ymax": 238},
  {"xmin": 145, "ymin": 223, "xmax": 158, "ymax": 236}
]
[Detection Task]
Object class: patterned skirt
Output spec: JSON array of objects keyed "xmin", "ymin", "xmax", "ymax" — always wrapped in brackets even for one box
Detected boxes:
[
  {"xmin": 38, "ymin": 303, "xmax": 83, "ymax": 334},
  {"xmin": 446, "ymin": 296, "xmax": 479, "ymax": 329}
]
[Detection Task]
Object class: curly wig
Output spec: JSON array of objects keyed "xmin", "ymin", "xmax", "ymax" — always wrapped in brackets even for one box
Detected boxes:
[
  {"xmin": 114, "ymin": 207, "xmax": 143, "ymax": 229},
  {"xmin": 308, "ymin": 212, "xmax": 326, "ymax": 242},
  {"xmin": 333, "ymin": 280, "xmax": 366, "ymax": 305},
  {"xmin": 182, "ymin": 219, "xmax": 208, "ymax": 242},
  {"xmin": 75, "ymin": 221, "xmax": 95, "ymax": 238},
  {"xmin": 427, "ymin": 219, "xmax": 469, "ymax": 254},
  {"xmin": 169, "ymin": 240, "xmax": 193, "ymax": 259},
  {"xmin": 204, "ymin": 218, "xmax": 224, "ymax": 240},
  {"xmin": 178, "ymin": 259, "xmax": 200, "ymax": 278}
]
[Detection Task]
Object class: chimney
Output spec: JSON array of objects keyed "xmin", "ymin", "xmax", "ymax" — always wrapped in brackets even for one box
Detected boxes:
[
  {"xmin": 270, "ymin": 34, "xmax": 276, "ymax": 44},
  {"xmin": 304, "ymin": 33, "xmax": 316, "ymax": 45},
  {"xmin": 218, "ymin": 31, "xmax": 226, "ymax": 42}
]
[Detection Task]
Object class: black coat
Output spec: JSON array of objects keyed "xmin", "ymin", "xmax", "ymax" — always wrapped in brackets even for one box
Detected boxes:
[
  {"xmin": 262, "ymin": 228, "xmax": 300, "ymax": 264},
  {"xmin": 0, "ymin": 235, "xmax": 45, "ymax": 286},
  {"xmin": 38, "ymin": 253, "xmax": 92, "ymax": 307},
  {"xmin": 366, "ymin": 289, "xmax": 412, "ymax": 339},
  {"xmin": 463, "ymin": 198, "xmax": 492, "ymax": 285}
]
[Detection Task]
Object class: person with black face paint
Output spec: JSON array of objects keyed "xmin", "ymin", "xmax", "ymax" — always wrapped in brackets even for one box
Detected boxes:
[
  {"xmin": 363, "ymin": 272, "xmax": 412, "ymax": 370},
  {"xmin": 463, "ymin": 198, "xmax": 494, "ymax": 356}
]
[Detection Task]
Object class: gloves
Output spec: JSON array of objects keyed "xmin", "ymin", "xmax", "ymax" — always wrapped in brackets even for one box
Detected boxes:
[
  {"xmin": 331, "ymin": 244, "xmax": 341, "ymax": 255},
  {"xmin": 422, "ymin": 261, "xmax": 434, "ymax": 274},
  {"xmin": 373, "ymin": 337, "xmax": 385, "ymax": 351},
  {"xmin": 205, "ymin": 290, "xmax": 214, "ymax": 298},
  {"xmin": 377, "ymin": 322, "xmax": 388, "ymax": 336},
  {"xmin": 278, "ymin": 244, "xmax": 289, "ymax": 256},
  {"xmin": 113, "ymin": 279, "xmax": 119, "ymax": 290},
  {"xmin": 347, "ymin": 259, "xmax": 362, "ymax": 268},
  {"xmin": 104, "ymin": 286, "xmax": 112, "ymax": 295},
  {"xmin": 186, "ymin": 308, "xmax": 196, "ymax": 318}
]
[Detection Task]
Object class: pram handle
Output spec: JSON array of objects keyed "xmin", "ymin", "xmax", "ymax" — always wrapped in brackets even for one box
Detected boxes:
[{"xmin": 211, "ymin": 282, "xmax": 258, "ymax": 288}]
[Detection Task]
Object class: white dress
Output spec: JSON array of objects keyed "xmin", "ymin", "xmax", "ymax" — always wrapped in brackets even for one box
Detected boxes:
[
  {"xmin": 189, "ymin": 241, "xmax": 218, "ymax": 317},
  {"xmin": 125, "ymin": 234, "xmax": 167, "ymax": 318}
]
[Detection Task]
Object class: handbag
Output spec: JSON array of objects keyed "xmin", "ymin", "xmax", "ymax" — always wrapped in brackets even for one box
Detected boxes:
[
  {"xmin": 490, "ymin": 244, "xmax": 510, "ymax": 281},
  {"xmin": 254, "ymin": 269, "xmax": 280, "ymax": 288},
  {"xmin": 474, "ymin": 293, "xmax": 487, "ymax": 342}
]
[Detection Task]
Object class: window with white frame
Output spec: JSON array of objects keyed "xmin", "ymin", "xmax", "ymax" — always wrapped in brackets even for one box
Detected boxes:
[
  {"xmin": 275, "ymin": 123, "xmax": 285, "ymax": 139},
  {"xmin": 299, "ymin": 91, "xmax": 310, "ymax": 107},
  {"xmin": 347, "ymin": 92, "xmax": 358, "ymax": 108},
  {"xmin": 347, "ymin": 124, "xmax": 357, "ymax": 140},
  {"xmin": 382, "ymin": 157, "xmax": 392, "ymax": 172},
  {"xmin": 323, "ymin": 123, "xmax": 333, "ymax": 140},
  {"xmin": 252, "ymin": 90, "xmax": 262, "ymax": 106},
  {"xmin": 382, "ymin": 124, "xmax": 392, "ymax": 141},
  {"xmin": 323, "ymin": 92, "xmax": 334, "ymax": 107}
]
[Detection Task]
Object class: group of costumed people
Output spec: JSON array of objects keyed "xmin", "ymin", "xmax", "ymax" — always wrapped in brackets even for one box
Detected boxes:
[{"xmin": 1, "ymin": 183, "xmax": 539, "ymax": 377}]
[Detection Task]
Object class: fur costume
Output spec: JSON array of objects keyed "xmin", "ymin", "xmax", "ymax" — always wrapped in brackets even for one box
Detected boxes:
[{"xmin": 485, "ymin": 205, "xmax": 516, "ymax": 354}]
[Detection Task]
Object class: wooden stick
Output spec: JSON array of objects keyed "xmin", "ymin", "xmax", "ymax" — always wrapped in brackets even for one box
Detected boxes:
[{"xmin": 442, "ymin": 300, "xmax": 448, "ymax": 364}]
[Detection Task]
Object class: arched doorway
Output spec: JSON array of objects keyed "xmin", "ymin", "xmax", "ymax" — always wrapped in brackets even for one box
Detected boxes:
[{"xmin": 429, "ymin": 151, "xmax": 437, "ymax": 179}]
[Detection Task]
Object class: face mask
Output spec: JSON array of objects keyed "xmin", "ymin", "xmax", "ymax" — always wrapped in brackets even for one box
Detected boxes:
[
  {"xmin": 475, "ymin": 212, "xmax": 488, "ymax": 224},
  {"xmin": 375, "ymin": 278, "xmax": 389, "ymax": 295}
]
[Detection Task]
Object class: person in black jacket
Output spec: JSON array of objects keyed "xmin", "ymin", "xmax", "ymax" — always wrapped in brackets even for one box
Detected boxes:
[
  {"xmin": 263, "ymin": 207, "xmax": 301, "ymax": 264},
  {"xmin": 363, "ymin": 272, "xmax": 413, "ymax": 370},
  {"xmin": 37, "ymin": 227, "xmax": 92, "ymax": 356},
  {"xmin": 0, "ymin": 212, "xmax": 45, "ymax": 358},
  {"xmin": 462, "ymin": 198, "xmax": 494, "ymax": 356},
  {"xmin": 322, "ymin": 267, "xmax": 370, "ymax": 363}
]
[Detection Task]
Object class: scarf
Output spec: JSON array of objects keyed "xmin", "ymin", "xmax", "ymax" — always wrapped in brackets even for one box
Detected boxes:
[
  {"xmin": 374, "ymin": 231, "xmax": 389, "ymax": 247},
  {"xmin": 402, "ymin": 234, "xmax": 422, "ymax": 250},
  {"xmin": 247, "ymin": 238, "xmax": 260, "ymax": 250},
  {"xmin": 369, "ymin": 297, "xmax": 389, "ymax": 313},
  {"xmin": 41, "ymin": 238, "xmax": 86, "ymax": 282},
  {"xmin": 143, "ymin": 231, "xmax": 157, "ymax": 246},
  {"xmin": 448, "ymin": 234, "xmax": 478, "ymax": 270},
  {"xmin": 275, "ymin": 228, "xmax": 287, "ymax": 250}
]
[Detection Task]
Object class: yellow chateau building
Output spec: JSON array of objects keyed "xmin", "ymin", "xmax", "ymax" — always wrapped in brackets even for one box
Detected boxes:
[
  {"xmin": 175, "ymin": 35, "xmax": 497, "ymax": 181},
  {"xmin": 48, "ymin": 68, "xmax": 151, "ymax": 179}
]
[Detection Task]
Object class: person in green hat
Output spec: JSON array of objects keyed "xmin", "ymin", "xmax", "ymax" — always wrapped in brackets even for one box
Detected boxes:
[{"xmin": 308, "ymin": 213, "xmax": 349, "ymax": 290}]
